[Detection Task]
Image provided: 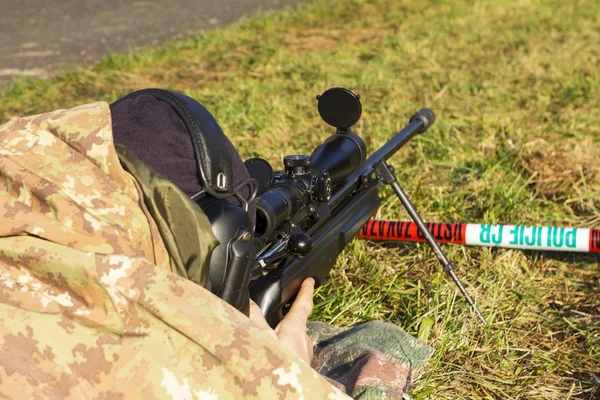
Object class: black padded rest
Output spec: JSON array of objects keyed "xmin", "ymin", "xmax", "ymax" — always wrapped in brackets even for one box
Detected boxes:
[{"xmin": 111, "ymin": 88, "xmax": 234, "ymax": 198}]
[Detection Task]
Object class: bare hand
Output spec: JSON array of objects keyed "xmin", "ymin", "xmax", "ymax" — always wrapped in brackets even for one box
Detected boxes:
[{"xmin": 249, "ymin": 278, "xmax": 315, "ymax": 364}]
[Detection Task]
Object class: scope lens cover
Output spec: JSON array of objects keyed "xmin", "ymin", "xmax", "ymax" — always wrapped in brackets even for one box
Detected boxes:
[
  {"xmin": 317, "ymin": 87, "xmax": 362, "ymax": 130},
  {"xmin": 244, "ymin": 158, "xmax": 274, "ymax": 194}
]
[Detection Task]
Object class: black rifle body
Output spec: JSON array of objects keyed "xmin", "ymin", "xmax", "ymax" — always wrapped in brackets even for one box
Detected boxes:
[{"xmin": 250, "ymin": 118, "xmax": 426, "ymax": 327}]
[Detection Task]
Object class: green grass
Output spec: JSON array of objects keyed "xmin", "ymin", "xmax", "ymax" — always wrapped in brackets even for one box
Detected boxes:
[{"xmin": 1, "ymin": 0, "xmax": 599, "ymax": 398}]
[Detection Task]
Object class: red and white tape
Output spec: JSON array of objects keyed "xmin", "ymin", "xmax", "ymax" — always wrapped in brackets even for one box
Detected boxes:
[{"xmin": 360, "ymin": 220, "xmax": 600, "ymax": 253}]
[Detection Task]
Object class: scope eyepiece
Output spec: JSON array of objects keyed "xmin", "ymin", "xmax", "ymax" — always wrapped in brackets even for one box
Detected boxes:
[{"xmin": 255, "ymin": 185, "xmax": 301, "ymax": 238}]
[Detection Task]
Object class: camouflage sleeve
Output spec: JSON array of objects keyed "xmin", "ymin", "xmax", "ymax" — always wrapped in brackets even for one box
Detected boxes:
[
  {"xmin": 0, "ymin": 102, "xmax": 172, "ymax": 269},
  {"xmin": 0, "ymin": 236, "xmax": 351, "ymax": 399}
]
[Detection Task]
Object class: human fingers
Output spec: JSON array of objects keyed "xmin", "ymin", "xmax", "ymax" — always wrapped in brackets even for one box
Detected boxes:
[
  {"xmin": 270, "ymin": 279, "xmax": 315, "ymax": 363},
  {"xmin": 283, "ymin": 277, "xmax": 315, "ymax": 324}
]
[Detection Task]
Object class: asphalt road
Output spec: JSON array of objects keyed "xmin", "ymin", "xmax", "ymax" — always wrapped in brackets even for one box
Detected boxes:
[{"xmin": 0, "ymin": 0, "xmax": 302, "ymax": 84}]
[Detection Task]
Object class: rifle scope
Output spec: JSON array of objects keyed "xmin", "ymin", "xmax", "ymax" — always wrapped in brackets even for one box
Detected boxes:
[{"xmin": 255, "ymin": 131, "xmax": 366, "ymax": 238}]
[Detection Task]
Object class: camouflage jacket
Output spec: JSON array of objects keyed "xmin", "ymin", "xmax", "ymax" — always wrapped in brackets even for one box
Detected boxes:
[{"xmin": 0, "ymin": 102, "xmax": 350, "ymax": 399}]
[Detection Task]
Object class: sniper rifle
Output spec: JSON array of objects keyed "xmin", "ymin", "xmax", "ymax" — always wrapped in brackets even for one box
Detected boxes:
[{"xmin": 246, "ymin": 87, "xmax": 486, "ymax": 327}]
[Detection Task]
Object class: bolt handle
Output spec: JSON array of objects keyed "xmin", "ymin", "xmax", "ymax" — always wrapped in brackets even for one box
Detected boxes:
[{"xmin": 288, "ymin": 232, "xmax": 313, "ymax": 258}]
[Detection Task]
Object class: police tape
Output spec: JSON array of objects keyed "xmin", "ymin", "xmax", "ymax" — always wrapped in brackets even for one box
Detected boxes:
[{"xmin": 360, "ymin": 220, "xmax": 600, "ymax": 253}]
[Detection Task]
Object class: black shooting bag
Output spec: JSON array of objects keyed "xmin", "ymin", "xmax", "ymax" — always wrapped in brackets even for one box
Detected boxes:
[{"xmin": 110, "ymin": 89, "xmax": 257, "ymax": 315}]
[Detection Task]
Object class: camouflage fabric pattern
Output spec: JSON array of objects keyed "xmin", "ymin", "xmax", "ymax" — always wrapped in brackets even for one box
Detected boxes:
[
  {"xmin": 308, "ymin": 321, "xmax": 433, "ymax": 399},
  {"xmin": 0, "ymin": 102, "xmax": 350, "ymax": 399},
  {"xmin": 0, "ymin": 102, "xmax": 171, "ymax": 266}
]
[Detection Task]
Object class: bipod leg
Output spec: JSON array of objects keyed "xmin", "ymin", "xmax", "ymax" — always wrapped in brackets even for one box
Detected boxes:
[{"xmin": 375, "ymin": 161, "xmax": 486, "ymax": 325}]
